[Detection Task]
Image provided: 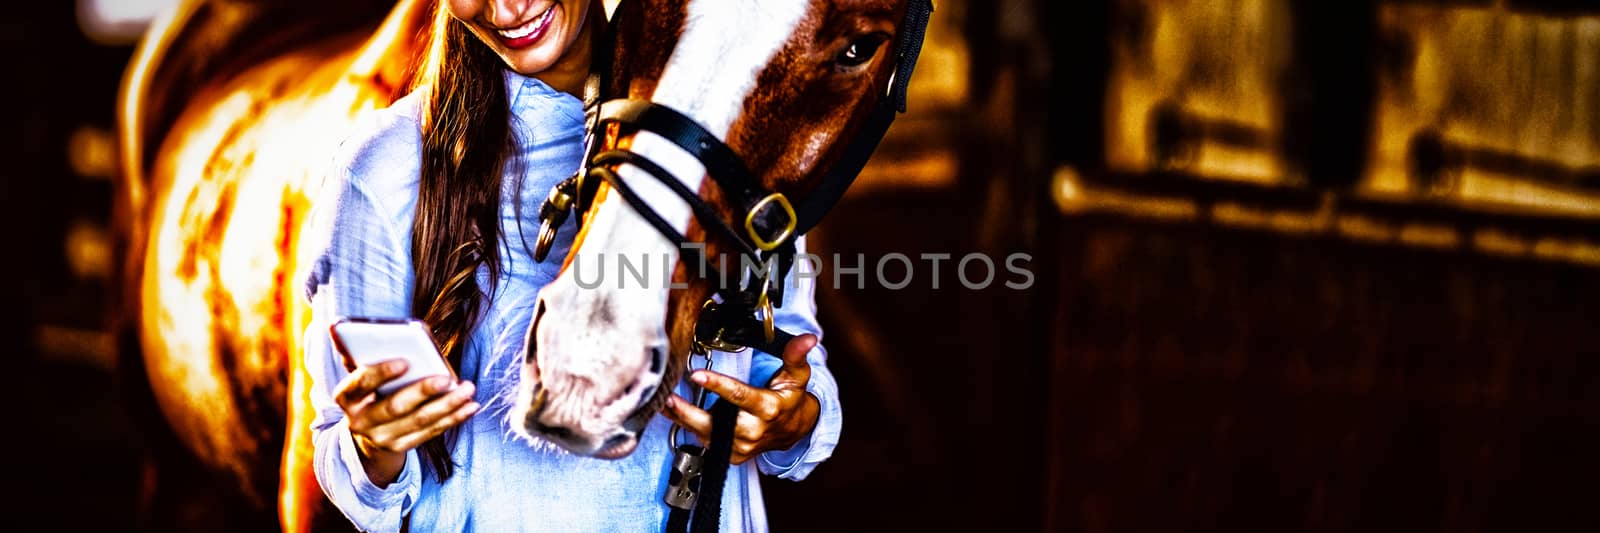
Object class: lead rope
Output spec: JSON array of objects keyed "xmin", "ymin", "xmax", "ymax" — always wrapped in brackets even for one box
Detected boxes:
[
  {"xmin": 664, "ymin": 404, "xmax": 735, "ymax": 533},
  {"xmin": 665, "ymin": 353, "xmax": 738, "ymax": 533},
  {"xmin": 692, "ymin": 400, "xmax": 739, "ymax": 532}
]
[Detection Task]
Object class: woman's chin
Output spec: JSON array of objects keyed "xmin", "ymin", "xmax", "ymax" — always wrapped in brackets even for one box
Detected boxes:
[{"xmin": 503, "ymin": 51, "xmax": 561, "ymax": 77}]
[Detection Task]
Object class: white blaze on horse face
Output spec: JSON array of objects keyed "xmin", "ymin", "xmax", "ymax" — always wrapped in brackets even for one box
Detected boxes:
[{"xmin": 519, "ymin": 0, "xmax": 811, "ymax": 456}]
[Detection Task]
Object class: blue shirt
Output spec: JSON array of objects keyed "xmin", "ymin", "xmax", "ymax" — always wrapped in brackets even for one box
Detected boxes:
[{"xmin": 298, "ymin": 70, "xmax": 841, "ymax": 533}]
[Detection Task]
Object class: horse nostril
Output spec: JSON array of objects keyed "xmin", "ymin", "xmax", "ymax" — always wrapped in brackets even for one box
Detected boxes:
[
  {"xmin": 531, "ymin": 421, "xmax": 575, "ymax": 442},
  {"xmin": 633, "ymin": 382, "xmax": 658, "ymax": 411},
  {"xmin": 649, "ymin": 347, "xmax": 664, "ymax": 374},
  {"xmin": 602, "ymin": 434, "xmax": 632, "ymax": 451}
]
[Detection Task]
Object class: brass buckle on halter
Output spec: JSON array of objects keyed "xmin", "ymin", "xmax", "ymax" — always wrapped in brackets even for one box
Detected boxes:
[{"xmin": 745, "ymin": 193, "xmax": 796, "ymax": 252}]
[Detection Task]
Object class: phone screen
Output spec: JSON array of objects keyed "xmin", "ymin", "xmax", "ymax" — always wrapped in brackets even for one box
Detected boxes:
[{"xmin": 330, "ymin": 318, "xmax": 454, "ymax": 395}]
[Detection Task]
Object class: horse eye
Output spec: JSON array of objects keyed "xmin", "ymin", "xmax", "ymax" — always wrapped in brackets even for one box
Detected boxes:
[{"xmin": 836, "ymin": 34, "xmax": 888, "ymax": 68}]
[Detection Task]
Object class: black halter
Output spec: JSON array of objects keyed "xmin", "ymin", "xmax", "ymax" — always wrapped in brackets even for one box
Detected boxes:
[{"xmin": 529, "ymin": 1, "xmax": 932, "ymax": 529}]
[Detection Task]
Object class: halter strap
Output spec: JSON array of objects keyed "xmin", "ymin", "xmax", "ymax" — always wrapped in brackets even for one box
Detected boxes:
[
  {"xmin": 595, "ymin": 101, "xmax": 795, "ymax": 257},
  {"xmin": 794, "ymin": 0, "xmax": 934, "ymax": 235}
]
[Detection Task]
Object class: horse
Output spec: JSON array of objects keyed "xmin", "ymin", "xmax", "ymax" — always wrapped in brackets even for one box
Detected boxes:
[
  {"xmin": 119, "ymin": 0, "xmax": 434, "ymax": 528},
  {"xmin": 515, "ymin": 0, "xmax": 926, "ymax": 458},
  {"xmin": 118, "ymin": 0, "xmax": 923, "ymax": 529}
]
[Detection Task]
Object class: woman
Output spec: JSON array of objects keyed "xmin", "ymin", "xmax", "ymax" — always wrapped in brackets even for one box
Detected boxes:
[{"xmin": 298, "ymin": 0, "xmax": 842, "ymax": 531}]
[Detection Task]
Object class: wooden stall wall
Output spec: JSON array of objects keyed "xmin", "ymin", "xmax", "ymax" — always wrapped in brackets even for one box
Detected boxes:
[
  {"xmin": 1047, "ymin": 220, "xmax": 1599, "ymax": 532},
  {"xmin": 1044, "ymin": 0, "xmax": 1600, "ymax": 531}
]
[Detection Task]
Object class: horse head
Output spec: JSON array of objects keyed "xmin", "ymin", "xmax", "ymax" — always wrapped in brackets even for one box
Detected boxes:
[{"xmin": 513, "ymin": 0, "xmax": 927, "ymax": 457}]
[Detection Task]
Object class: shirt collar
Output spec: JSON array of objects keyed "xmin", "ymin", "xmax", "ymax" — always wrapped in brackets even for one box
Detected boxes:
[{"xmin": 503, "ymin": 68, "xmax": 585, "ymax": 127}]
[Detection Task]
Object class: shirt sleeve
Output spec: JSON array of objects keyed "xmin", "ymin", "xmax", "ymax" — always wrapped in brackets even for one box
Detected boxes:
[
  {"xmin": 754, "ymin": 235, "xmax": 842, "ymax": 481},
  {"xmin": 298, "ymin": 137, "xmax": 423, "ymax": 532}
]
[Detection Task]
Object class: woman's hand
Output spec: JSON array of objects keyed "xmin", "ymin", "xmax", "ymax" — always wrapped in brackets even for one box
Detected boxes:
[
  {"xmin": 662, "ymin": 334, "xmax": 822, "ymax": 464},
  {"xmin": 333, "ymin": 360, "xmax": 480, "ymax": 486}
]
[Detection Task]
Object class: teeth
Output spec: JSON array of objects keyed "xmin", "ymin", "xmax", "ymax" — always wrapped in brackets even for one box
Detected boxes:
[{"xmin": 498, "ymin": 5, "xmax": 554, "ymax": 40}]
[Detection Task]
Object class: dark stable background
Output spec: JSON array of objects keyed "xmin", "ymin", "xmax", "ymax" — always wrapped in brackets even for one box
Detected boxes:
[
  {"xmin": 11, "ymin": 0, "xmax": 1600, "ymax": 531},
  {"xmin": 7, "ymin": 0, "xmax": 144, "ymax": 528}
]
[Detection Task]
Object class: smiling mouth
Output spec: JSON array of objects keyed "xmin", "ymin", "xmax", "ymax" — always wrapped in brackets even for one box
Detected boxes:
[{"xmin": 496, "ymin": 3, "xmax": 558, "ymax": 49}]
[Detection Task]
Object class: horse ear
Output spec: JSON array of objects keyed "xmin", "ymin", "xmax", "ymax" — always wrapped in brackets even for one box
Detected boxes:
[{"xmin": 349, "ymin": 0, "xmax": 435, "ymax": 100}]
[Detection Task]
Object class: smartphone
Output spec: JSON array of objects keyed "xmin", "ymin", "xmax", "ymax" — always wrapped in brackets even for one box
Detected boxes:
[{"xmin": 330, "ymin": 317, "xmax": 454, "ymax": 396}]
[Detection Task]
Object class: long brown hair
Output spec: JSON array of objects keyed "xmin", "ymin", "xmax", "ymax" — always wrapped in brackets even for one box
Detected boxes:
[{"xmin": 408, "ymin": 4, "xmax": 520, "ymax": 481}]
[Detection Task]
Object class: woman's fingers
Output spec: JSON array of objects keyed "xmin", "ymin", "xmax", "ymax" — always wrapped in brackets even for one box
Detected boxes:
[
  {"xmin": 691, "ymin": 370, "xmax": 778, "ymax": 420},
  {"xmin": 772, "ymin": 334, "xmax": 817, "ymax": 389},
  {"xmin": 733, "ymin": 410, "xmax": 766, "ymax": 441},
  {"xmin": 663, "ymin": 351, "xmax": 822, "ymax": 464},
  {"xmin": 729, "ymin": 411, "xmax": 770, "ymax": 465},
  {"xmin": 666, "ymin": 369, "xmax": 815, "ymax": 461},
  {"xmin": 388, "ymin": 400, "xmax": 482, "ymax": 452},
  {"xmin": 395, "ymin": 381, "xmax": 477, "ymax": 434},
  {"xmin": 368, "ymin": 383, "xmax": 479, "ymax": 451},
  {"xmin": 335, "ymin": 359, "xmax": 408, "ymax": 409},
  {"xmin": 373, "ymin": 375, "xmax": 458, "ymax": 422},
  {"xmin": 662, "ymin": 395, "xmax": 712, "ymax": 444},
  {"xmin": 664, "ymin": 395, "xmax": 790, "ymax": 464},
  {"xmin": 731, "ymin": 442, "xmax": 755, "ymax": 465}
]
